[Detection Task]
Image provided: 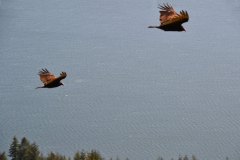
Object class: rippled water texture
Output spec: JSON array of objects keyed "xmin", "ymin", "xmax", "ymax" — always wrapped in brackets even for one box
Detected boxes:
[{"xmin": 1, "ymin": 0, "xmax": 240, "ymax": 159}]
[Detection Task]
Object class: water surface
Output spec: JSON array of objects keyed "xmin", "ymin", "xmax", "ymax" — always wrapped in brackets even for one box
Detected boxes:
[{"xmin": 1, "ymin": 0, "xmax": 240, "ymax": 160}]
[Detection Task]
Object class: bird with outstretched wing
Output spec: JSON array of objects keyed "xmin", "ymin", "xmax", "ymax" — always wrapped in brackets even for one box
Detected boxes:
[
  {"xmin": 148, "ymin": 3, "xmax": 189, "ymax": 31},
  {"xmin": 36, "ymin": 68, "xmax": 67, "ymax": 89}
]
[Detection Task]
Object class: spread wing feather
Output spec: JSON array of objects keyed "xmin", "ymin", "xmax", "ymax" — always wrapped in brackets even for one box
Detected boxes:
[
  {"xmin": 158, "ymin": 4, "xmax": 189, "ymax": 26},
  {"xmin": 158, "ymin": 3, "xmax": 178, "ymax": 24},
  {"xmin": 38, "ymin": 68, "xmax": 56, "ymax": 85},
  {"xmin": 55, "ymin": 72, "xmax": 67, "ymax": 82}
]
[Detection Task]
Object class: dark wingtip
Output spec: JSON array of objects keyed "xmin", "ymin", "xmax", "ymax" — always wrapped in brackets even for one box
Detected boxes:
[
  {"xmin": 43, "ymin": 68, "xmax": 49, "ymax": 73},
  {"xmin": 60, "ymin": 72, "xmax": 67, "ymax": 77},
  {"xmin": 159, "ymin": 3, "xmax": 173, "ymax": 10},
  {"xmin": 38, "ymin": 68, "xmax": 50, "ymax": 75}
]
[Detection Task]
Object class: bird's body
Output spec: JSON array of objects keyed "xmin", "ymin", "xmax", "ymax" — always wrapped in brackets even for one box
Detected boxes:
[
  {"xmin": 36, "ymin": 68, "xmax": 67, "ymax": 89},
  {"xmin": 36, "ymin": 80, "xmax": 63, "ymax": 88},
  {"xmin": 148, "ymin": 24, "xmax": 185, "ymax": 31},
  {"xmin": 148, "ymin": 3, "xmax": 189, "ymax": 32}
]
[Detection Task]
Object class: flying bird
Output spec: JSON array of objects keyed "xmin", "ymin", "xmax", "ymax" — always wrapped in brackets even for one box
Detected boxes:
[
  {"xmin": 36, "ymin": 68, "xmax": 67, "ymax": 89},
  {"xmin": 148, "ymin": 3, "xmax": 189, "ymax": 31}
]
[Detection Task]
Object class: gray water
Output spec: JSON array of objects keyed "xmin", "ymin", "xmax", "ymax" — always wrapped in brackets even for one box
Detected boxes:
[{"xmin": 1, "ymin": 0, "xmax": 240, "ymax": 160}]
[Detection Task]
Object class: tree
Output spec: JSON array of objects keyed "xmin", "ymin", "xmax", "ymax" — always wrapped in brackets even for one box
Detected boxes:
[
  {"xmin": 86, "ymin": 150, "xmax": 103, "ymax": 160},
  {"xmin": 27, "ymin": 143, "xmax": 40, "ymax": 160},
  {"xmin": 157, "ymin": 157, "xmax": 163, "ymax": 160},
  {"xmin": 9, "ymin": 136, "xmax": 19, "ymax": 160},
  {"xmin": 183, "ymin": 155, "xmax": 188, "ymax": 160},
  {"xmin": 9, "ymin": 137, "xmax": 40, "ymax": 160},
  {"xmin": 0, "ymin": 152, "xmax": 8, "ymax": 160},
  {"xmin": 74, "ymin": 152, "xmax": 81, "ymax": 160},
  {"xmin": 47, "ymin": 152, "xmax": 67, "ymax": 160},
  {"xmin": 74, "ymin": 151, "xmax": 86, "ymax": 160},
  {"xmin": 178, "ymin": 155, "xmax": 182, "ymax": 160},
  {"xmin": 19, "ymin": 137, "xmax": 30, "ymax": 160},
  {"xmin": 191, "ymin": 155, "xmax": 197, "ymax": 160}
]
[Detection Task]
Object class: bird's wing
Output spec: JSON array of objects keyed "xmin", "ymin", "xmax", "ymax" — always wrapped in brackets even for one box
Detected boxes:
[
  {"xmin": 177, "ymin": 10, "xmax": 189, "ymax": 23},
  {"xmin": 38, "ymin": 68, "xmax": 56, "ymax": 85},
  {"xmin": 55, "ymin": 72, "xmax": 67, "ymax": 82},
  {"xmin": 162, "ymin": 10, "xmax": 189, "ymax": 26},
  {"xmin": 159, "ymin": 4, "xmax": 189, "ymax": 26},
  {"xmin": 158, "ymin": 3, "xmax": 178, "ymax": 24}
]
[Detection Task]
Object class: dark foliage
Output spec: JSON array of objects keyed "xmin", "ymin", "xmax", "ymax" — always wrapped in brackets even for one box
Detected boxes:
[
  {"xmin": 5, "ymin": 136, "xmax": 200, "ymax": 160},
  {"xmin": 0, "ymin": 152, "xmax": 8, "ymax": 160}
]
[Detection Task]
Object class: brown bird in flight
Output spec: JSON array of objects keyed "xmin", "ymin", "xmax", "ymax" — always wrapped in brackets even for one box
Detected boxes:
[
  {"xmin": 148, "ymin": 3, "xmax": 189, "ymax": 31},
  {"xmin": 36, "ymin": 68, "xmax": 67, "ymax": 89}
]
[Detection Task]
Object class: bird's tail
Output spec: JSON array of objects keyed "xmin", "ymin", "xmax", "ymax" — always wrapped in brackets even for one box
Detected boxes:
[
  {"xmin": 35, "ymin": 86, "xmax": 44, "ymax": 89},
  {"xmin": 148, "ymin": 25, "xmax": 158, "ymax": 28}
]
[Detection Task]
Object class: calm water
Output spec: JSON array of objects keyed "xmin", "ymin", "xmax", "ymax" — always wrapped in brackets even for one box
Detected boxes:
[{"xmin": 1, "ymin": 0, "xmax": 240, "ymax": 159}]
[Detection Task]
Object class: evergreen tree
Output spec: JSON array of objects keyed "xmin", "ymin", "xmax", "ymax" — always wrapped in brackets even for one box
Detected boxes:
[
  {"xmin": 38, "ymin": 153, "xmax": 46, "ymax": 160},
  {"xmin": 74, "ymin": 152, "xmax": 81, "ymax": 160},
  {"xmin": 47, "ymin": 152, "xmax": 67, "ymax": 160},
  {"xmin": 178, "ymin": 155, "xmax": 182, "ymax": 160},
  {"xmin": 0, "ymin": 152, "xmax": 8, "ymax": 160},
  {"xmin": 19, "ymin": 137, "xmax": 31, "ymax": 160},
  {"xmin": 183, "ymin": 155, "xmax": 188, "ymax": 160},
  {"xmin": 74, "ymin": 151, "xmax": 86, "ymax": 160},
  {"xmin": 10, "ymin": 137, "xmax": 40, "ymax": 160},
  {"xmin": 7, "ymin": 136, "xmax": 202, "ymax": 160},
  {"xmin": 9, "ymin": 136, "xmax": 19, "ymax": 160},
  {"xmin": 86, "ymin": 150, "xmax": 103, "ymax": 160},
  {"xmin": 191, "ymin": 155, "xmax": 197, "ymax": 160},
  {"xmin": 27, "ymin": 143, "xmax": 40, "ymax": 160},
  {"xmin": 157, "ymin": 157, "xmax": 163, "ymax": 160}
]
